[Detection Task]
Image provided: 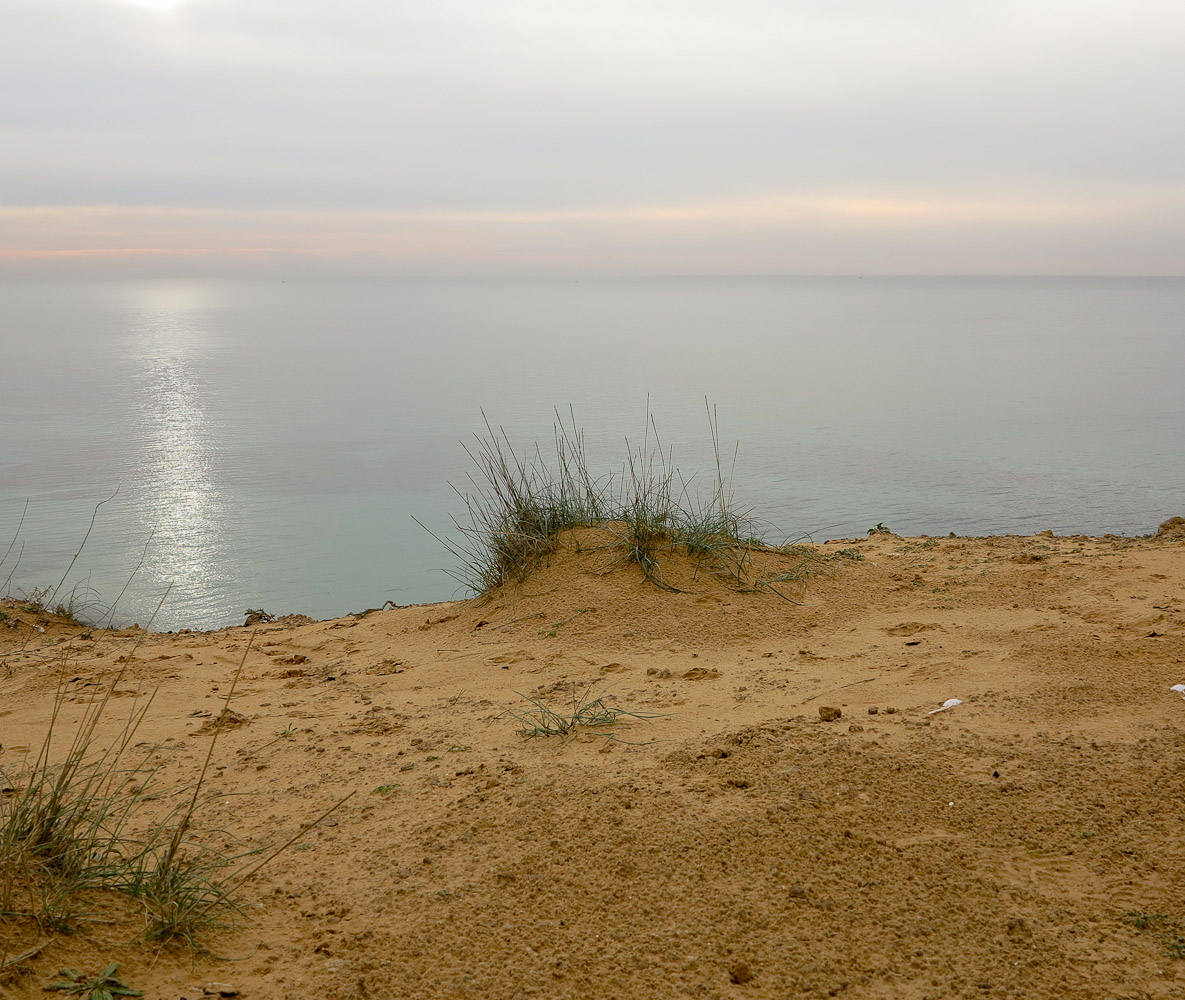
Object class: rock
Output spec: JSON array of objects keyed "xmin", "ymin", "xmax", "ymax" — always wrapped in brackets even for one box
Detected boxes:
[
  {"xmin": 867, "ymin": 706, "xmax": 878, "ymax": 715},
  {"xmin": 848, "ymin": 723, "xmax": 864, "ymax": 733},
  {"xmin": 818, "ymin": 706, "xmax": 842, "ymax": 722},
  {"xmin": 728, "ymin": 961, "xmax": 754, "ymax": 984},
  {"xmin": 203, "ymin": 985, "xmax": 239, "ymax": 997}
]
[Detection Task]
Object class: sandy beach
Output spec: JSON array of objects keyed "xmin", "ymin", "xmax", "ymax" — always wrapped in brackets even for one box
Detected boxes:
[{"xmin": 3, "ymin": 522, "xmax": 1185, "ymax": 999}]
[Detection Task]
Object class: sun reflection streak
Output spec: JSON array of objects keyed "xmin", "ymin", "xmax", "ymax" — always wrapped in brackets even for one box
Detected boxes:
[{"xmin": 125, "ymin": 282, "xmax": 228, "ymax": 617}]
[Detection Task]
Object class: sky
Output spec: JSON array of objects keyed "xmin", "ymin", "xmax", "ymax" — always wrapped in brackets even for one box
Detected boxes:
[{"xmin": 3, "ymin": 0, "xmax": 1185, "ymax": 276}]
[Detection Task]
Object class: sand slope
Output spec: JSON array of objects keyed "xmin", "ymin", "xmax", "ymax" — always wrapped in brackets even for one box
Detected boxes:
[{"xmin": 3, "ymin": 527, "xmax": 1185, "ymax": 999}]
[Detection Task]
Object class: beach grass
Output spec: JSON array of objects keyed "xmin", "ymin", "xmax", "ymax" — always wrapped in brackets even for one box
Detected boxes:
[
  {"xmin": 0, "ymin": 670, "xmax": 248, "ymax": 952},
  {"xmin": 425, "ymin": 405, "xmax": 762, "ymax": 596}
]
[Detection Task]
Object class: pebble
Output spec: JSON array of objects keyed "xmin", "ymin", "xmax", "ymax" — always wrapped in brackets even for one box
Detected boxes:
[
  {"xmin": 818, "ymin": 706, "xmax": 842, "ymax": 722},
  {"xmin": 729, "ymin": 961, "xmax": 754, "ymax": 984}
]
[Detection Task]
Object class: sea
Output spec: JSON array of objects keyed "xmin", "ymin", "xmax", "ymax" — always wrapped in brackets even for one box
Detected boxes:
[{"xmin": 1, "ymin": 276, "xmax": 1182, "ymax": 631}]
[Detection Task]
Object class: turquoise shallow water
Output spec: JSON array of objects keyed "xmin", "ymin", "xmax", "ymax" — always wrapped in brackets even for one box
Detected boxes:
[{"xmin": 2, "ymin": 276, "xmax": 1183, "ymax": 630}]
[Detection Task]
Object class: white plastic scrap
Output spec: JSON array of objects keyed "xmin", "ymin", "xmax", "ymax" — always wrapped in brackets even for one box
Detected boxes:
[
  {"xmin": 1170, "ymin": 684, "xmax": 1185, "ymax": 699},
  {"xmin": 928, "ymin": 698, "xmax": 963, "ymax": 715}
]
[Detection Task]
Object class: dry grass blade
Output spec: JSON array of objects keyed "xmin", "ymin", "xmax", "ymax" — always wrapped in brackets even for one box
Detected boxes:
[{"xmin": 48, "ymin": 489, "xmax": 119, "ymax": 611}]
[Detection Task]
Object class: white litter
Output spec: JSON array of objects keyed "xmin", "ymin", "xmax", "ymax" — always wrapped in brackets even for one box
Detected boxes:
[
  {"xmin": 928, "ymin": 698, "xmax": 963, "ymax": 715},
  {"xmin": 1170, "ymin": 684, "xmax": 1185, "ymax": 699}
]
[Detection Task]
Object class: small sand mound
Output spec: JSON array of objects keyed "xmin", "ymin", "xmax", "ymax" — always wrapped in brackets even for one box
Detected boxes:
[{"xmin": 1157, "ymin": 516, "xmax": 1185, "ymax": 538}]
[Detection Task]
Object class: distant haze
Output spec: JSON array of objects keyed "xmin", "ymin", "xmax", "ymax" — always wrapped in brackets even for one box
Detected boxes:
[{"xmin": 4, "ymin": 0, "xmax": 1184, "ymax": 276}]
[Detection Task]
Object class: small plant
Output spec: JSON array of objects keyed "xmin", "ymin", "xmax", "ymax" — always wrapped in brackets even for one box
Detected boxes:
[
  {"xmin": 1, "ymin": 632, "xmax": 343, "ymax": 955},
  {"xmin": 539, "ymin": 608, "xmax": 589, "ymax": 637},
  {"xmin": 243, "ymin": 608, "xmax": 275, "ymax": 626},
  {"xmin": 423, "ymin": 403, "xmax": 760, "ymax": 597},
  {"xmin": 1121, "ymin": 911, "xmax": 1185, "ymax": 959},
  {"xmin": 371, "ymin": 784, "xmax": 401, "ymax": 796},
  {"xmin": 504, "ymin": 686, "xmax": 663, "ymax": 743},
  {"xmin": 45, "ymin": 962, "xmax": 143, "ymax": 998},
  {"xmin": 756, "ymin": 543, "xmax": 863, "ymax": 600},
  {"xmin": 868, "ymin": 523, "xmax": 891, "ymax": 535}
]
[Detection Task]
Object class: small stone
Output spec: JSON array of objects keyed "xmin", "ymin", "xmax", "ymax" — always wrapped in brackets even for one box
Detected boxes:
[
  {"xmin": 728, "ymin": 961, "xmax": 754, "ymax": 984},
  {"xmin": 818, "ymin": 706, "xmax": 842, "ymax": 722},
  {"xmin": 867, "ymin": 706, "xmax": 878, "ymax": 715},
  {"xmin": 848, "ymin": 723, "xmax": 864, "ymax": 733},
  {"xmin": 884, "ymin": 707, "xmax": 898, "ymax": 714},
  {"xmin": 787, "ymin": 884, "xmax": 808, "ymax": 899},
  {"xmin": 203, "ymin": 985, "xmax": 239, "ymax": 998}
]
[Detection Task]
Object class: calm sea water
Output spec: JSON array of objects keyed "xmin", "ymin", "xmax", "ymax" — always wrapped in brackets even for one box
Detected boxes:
[{"xmin": 2, "ymin": 276, "xmax": 1182, "ymax": 630}]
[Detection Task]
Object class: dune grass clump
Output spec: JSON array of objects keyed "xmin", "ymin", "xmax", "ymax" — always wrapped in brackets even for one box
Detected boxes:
[
  {"xmin": 2, "ymin": 637, "xmax": 350, "ymax": 968},
  {"xmin": 425, "ymin": 414, "xmax": 608, "ymax": 593},
  {"xmin": 430, "ymin": 405, "xmax": 762, "ymax": 596},
  {"xmin": 0, "ymin": 671, "xmax": 250, "ymax": 955}
]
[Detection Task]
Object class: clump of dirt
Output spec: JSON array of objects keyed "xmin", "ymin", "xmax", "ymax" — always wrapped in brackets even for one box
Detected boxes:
[{"xmin": 1157, "ymin": 515, "xmax": 1185, "ymax": 538}]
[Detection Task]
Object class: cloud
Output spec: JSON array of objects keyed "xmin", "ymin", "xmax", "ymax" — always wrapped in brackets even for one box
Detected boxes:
[
  {"xmin": 5, "ymin": 185, "xmax": 1183, "ymax": 276},
  {"xmin": 2, "ymin": 1, "xmax": 1184, "ymax": 272}
]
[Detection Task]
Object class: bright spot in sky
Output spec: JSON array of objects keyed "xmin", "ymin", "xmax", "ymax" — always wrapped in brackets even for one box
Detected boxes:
[{"xmin": 123, "ymin": 0, "xmax": 188, "ymax": 10}]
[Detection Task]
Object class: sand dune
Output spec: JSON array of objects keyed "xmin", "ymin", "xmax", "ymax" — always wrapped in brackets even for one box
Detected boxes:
[{"xmin": 3, "ymin": 526, "xmax": 1184, "ymax": 999}]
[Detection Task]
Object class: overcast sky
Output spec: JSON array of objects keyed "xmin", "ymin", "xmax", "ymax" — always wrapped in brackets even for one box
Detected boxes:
[{"xmin": 3, "ymin": 0, "xmax": 1184, "ymax": 275}]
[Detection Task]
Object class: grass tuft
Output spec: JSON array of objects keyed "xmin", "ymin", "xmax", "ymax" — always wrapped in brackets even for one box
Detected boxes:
[
  {"xmin": 1, "ymin": 631, "xmax": 338, "ymax": 963},
  {"xmin": 504, "ymin": 686, "xmax": 664, "ymax": 743},
  {"xmin": 429, "ymin": 403, "xmax": 763, "ymax": 597},
  {"xmin": 0, "ymin": 669, "xmax": 249, "ymax": 952}
]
